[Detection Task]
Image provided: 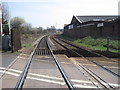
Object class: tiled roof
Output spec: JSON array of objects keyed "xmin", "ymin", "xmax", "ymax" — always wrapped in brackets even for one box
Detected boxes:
[{"xmin": 76, "ymin": 16, "xmax": 118, "ymax": 23}]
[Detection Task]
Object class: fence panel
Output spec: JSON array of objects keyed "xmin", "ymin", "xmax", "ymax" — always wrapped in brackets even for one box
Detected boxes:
[{"xmin": 11, "ymin": 29, "xmax": 21, "ymax": 52}]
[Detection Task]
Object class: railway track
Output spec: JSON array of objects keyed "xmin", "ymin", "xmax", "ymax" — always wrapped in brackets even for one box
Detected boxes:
[
  {"xmin": 13, "ymin": 35, "xmax": 119, "ymax": 89},
  {"xmin": 51, "ymin": 35, "xmax": 120, "ymax": 89},
  {"xmin": 53, "ymin": 36, "xmax": 120, "ymax": 78},
  {"xmin": 15, "ymin": 35, "xmax": 75, "ymax": 90}
]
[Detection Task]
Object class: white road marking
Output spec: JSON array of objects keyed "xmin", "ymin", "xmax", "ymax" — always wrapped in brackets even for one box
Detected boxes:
[
  {"xmin": 103, "ymin": 66, "xmax": 119, "ymax": 69},
  {"xmin": 29, "ymin": 73, "xmax": 63, "ymax": 81},
  {"xmin": 0, "ymin": 67, "xmax": 119, "ymax": 88},
  {"xmin": 34, "ymin": 58, "xmax": 71, "ymax": 65},
  {"xmin": 0, "ymin": 67, "xmax": 22, "ymax": 73},
  {"xmin": 18, "ymin": 53, "xmax": 29, "ymax": 56},
  {"xmin": 60, "ymin": 61, "xmax": 72, "ymax": 64},
  {"xmin": 0, "ymin": 67, "xmax": 63, "ymax": 81},
  {"xmin": 17, "ymin": 56, "xmax": 27, "ymax": 59},
  {"xmin": 83, "ymin": 64, "xmax": 97, "ymax": 66},
  {"xmin": 97, "ymin": 61, "xmax": 116, "ymax": 64},
  {"xmin": 74, "ymin": 84, "xmax": 97, "ymax": 88},
  {"xmin": 0, "ymin": 70, "xmax": 20, "ymax": 77},
  {"xmin": 0, "ymin": 70, "xmax": 65, "ymax": 85},
  {"xmin": 0, "ymin": 53, "xmax": 28, "ymax": 78},
  {"xmin": 34, "ymin": 59, "xmax": 54, "ymax": 63},
  {"xmin": 27, "ymin": 76, "xmax": 65, "ymax": 85},
  {"xmin": 71, "ymin": 79, "xmax": 94, "ymax": 84}
]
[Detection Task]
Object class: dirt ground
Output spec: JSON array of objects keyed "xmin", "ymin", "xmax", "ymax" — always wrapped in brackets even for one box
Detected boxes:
[{"xmin": 20, "ymin": 33, "xmax": 44, "ymax": 55}]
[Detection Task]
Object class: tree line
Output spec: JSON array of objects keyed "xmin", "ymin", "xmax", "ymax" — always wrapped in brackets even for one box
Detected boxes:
[{"xmin": 2, "ymin": 2, "xmax": 56, "ymax": 35}]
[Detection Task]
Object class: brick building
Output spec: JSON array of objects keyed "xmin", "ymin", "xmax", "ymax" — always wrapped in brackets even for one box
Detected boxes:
[{"xmin": 63, "ymin": 15, "xmax": 119, "ymax": 38}]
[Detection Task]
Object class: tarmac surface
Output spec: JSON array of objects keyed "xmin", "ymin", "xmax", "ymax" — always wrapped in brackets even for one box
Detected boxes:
[
  {"xmin": 1, "ymin": 52, "xmax": 29, "ymax": 88},
  {"xmin": 0, "ymin": 36, "xmax": 120, "ymax": 89},
  {"xmin": 0, "ymin": 52, "xmax": 120, "ymax": 89},
  {"xmin": 23, "ymin": 55, "xmax": 67, "ymax": 88},
  {"xmin": 2, "ymin": 51, "xmax": 19, "ymax": 67}
]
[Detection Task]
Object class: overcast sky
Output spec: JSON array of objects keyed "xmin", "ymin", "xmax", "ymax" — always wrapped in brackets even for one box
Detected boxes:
[{"xmin": 3, "ymin": 0, "xmax": 120, "ymax": 29}]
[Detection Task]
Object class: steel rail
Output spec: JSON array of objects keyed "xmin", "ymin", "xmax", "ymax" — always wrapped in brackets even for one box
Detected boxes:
[
  {"xmin": 59, "ymin": 38, "xmax": 119, "ymax": 63},
  {"xmin": 14, "ymin": 35, "xmax": 46, "ymax": 90},
  {"xmin": 47, "ymin": 37, "xmax": 75, "ymax": 90},
  {"xmin": 58, "ymin": 38, "xmax": 120, "ymax": 78},
  {"xmin": 53, "ymin": 37, "xmax": 115, "ymax": 89}
]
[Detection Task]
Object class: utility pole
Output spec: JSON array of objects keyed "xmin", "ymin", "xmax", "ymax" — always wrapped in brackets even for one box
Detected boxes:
[
  {"xmin": 0, "ymin": 0, "xmax": 2, "ymax": 52},
  {"xmin": 0, "ymin": 1, "xmax": 2, "ymax": 35},
  {"xmin": 7, "ymin": 2, "xmax": 11, "ymax": 35}
]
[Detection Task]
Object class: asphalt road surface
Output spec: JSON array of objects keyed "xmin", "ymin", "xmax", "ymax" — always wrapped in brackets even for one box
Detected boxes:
[{"xmin": 2, "ymin": 51, "xmax": 19, "ymax": 67}]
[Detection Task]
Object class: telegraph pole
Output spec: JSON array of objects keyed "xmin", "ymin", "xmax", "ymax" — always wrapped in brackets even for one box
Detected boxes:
[
  {"xmin": 7, "ymin": 2, "xmax": 11, "ymax": 35},
  {"xmin": 0, "ymin": 1, "xmax": 2, "ymax": 35}
]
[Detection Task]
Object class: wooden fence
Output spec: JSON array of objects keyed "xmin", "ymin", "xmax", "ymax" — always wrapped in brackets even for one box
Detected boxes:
[{"xmin": 11, "ymin": 29, "xmax": 21, "ymax": 52}]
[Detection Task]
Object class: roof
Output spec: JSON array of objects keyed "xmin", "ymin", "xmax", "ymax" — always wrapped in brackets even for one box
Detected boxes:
[{"xmin": 75, "ymin": 16, "xmax": 118, "ymax": 23}]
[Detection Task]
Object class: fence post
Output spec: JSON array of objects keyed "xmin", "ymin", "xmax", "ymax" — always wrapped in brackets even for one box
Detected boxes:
[{"xmin": 106, "ymin": 37, "xmax": 110, "ymax": 51}]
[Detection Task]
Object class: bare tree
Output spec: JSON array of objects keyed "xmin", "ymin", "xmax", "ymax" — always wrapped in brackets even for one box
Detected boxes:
[
  {"xmin": 2, "ymin": 2, "xmax": 10, "ymax": 35},
  {"xmin": 22, "ymin": 23, "xmax": 32, "ymax": 31},
  {"xmin": 2, "ymin": 2, "xmax": 9, "ymax": 24},
  {"xmin": 10, "ymin": 17, "xmax": 25, "ymax": 29}
]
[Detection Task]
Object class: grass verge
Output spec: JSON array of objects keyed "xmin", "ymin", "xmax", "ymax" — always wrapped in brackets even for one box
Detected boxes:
[{"xmin": 59, "ymin": 35, "xmax": 120, "ymax": 53}]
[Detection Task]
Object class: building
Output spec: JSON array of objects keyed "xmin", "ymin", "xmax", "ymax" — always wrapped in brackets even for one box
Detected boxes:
[{"xmin": 63, "ymin": 15, "xmax": 119, "ymax": 38}]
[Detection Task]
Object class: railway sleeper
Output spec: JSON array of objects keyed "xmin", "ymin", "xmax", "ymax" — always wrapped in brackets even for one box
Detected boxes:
[{"xmin": 35, "ymin": 49, "xmax": 50, "ymax": 55}]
